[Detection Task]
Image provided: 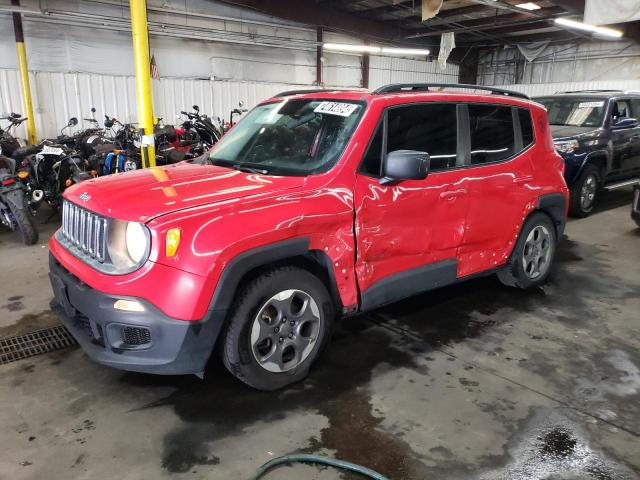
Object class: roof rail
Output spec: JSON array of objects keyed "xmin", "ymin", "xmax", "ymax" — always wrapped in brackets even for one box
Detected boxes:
[
  {"xmin": 373, "ymin": 83, "xmax": 530, "ymax": 100},
  {"xmin": 273, "ymin": 88, "xmax": 362, "ymax": 97},
  {"xmin": 557, "ymin": 89, "xmax": 623, "ymax": 94}
]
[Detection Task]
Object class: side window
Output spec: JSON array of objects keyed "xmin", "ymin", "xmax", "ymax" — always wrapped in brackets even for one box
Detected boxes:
[
  {"xmin": 386, "ymin": 104, "xmax": 458, "ymax": 172},
  {"xmin": 518, "ymin": 108, "xmax": 535, "ymax": 148},
  {"xmin": 612, "ymin": 100, "xmax": 631, "ymax": 121},
  {"xmin": 630, "ymin": 99, "xmax": 640, "ymax": 120},
  {"xmin": 468, "ymin": 104, "xmax": 515, "ymax": 165},
  {"xmin": 359, "ymin": 122, "xmax": 383, "ymax": 176}
]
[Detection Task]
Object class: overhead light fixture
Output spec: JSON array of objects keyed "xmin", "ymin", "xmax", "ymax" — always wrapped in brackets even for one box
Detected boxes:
[
  {"xmin": 515, "ymin": 2, "xmax": 541, "ymax": 10},
  {"xmin": 323, "ymin": 43, "xmax": 380, "ymax": 53},
  {"xmin": 324, "ymin": 43, "xmax": 430, "ymax": 56},
  {"xmin": 554, "ymin": 18, "xmax": 623, "ymax": 38},
  {"xmin": 381, "ymin": 47, "xmax": 430, "ymax": 55}
]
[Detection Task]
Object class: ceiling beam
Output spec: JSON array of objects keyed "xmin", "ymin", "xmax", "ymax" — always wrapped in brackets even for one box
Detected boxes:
[{"xmin": 215, "ymin": 0, "xmax": 406, "ymax": 42}]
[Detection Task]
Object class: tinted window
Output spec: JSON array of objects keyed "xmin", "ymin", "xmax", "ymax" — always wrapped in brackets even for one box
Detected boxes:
[
  {"xmin": 518, "ymin": 108, "xmax": 534, "ymax": 147},
  {"xmin": 469, "ymin": 105, "xmax": 515, "ymax": 165},
  {"xmin": 360, "ymin": 122, "xmax": 383, "ymax": 176},
  {"xmin": 386, "ymin": 104, "xmax": 458, "ymax": 172}
]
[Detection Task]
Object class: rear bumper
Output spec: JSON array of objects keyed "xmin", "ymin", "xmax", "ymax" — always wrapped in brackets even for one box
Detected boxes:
[{"xmin": 49, "ymin": 253, "xmax": 224, "ymax": 375}]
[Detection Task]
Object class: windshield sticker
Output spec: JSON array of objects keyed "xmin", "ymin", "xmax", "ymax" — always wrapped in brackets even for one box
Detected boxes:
[
  {"xmin": 314, "ymin": 102, "xmax": 358, "ymax": 117},
  {"xmin": 578, "ymin": 101, "xmax": 604, "ymax": 108}
]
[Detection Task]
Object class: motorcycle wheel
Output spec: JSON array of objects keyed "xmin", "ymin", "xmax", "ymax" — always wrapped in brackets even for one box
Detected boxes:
[{"xmin": 7, "ymin": 195, "xmax": 38, "ymax": 245}]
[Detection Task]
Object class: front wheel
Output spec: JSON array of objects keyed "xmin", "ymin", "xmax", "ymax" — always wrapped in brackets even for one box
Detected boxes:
[
  {"xmin": 221, "ymin": 266, "xmax": 334, "ymax": 391},
  {"xmin": 569, "ymin": 164, "xmax": 600, "ymax": 217},
  {"xmin": 497, "ymin": 212, "xmax": 556, "ymax": 289}
]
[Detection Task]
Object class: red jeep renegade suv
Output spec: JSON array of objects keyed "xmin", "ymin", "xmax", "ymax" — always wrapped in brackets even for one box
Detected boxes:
[{"xmin": 49, "ymin": 83, "xmax": 568, "ymax": 390}]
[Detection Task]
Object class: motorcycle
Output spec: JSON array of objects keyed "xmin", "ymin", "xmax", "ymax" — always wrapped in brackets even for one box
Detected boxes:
[
  {"xmin": 0, "ymin": 155, "xmax": 38, "ymax": 245},
  {"xmin": 177, "ymin": 105, "xmax": 224, "ymax": 156},
  {"xmin": 0, "ymin": 112, "xmax": 27, "ymax": 158},
  {"xmin": 17, "ymin": 138, "xmax": 91, "ymax": 213}
]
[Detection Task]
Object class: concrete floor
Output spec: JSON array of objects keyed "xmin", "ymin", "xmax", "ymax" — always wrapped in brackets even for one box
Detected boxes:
[{"xmin": 0, "ymin": 190, "xmax": 639, "ymax": 480}]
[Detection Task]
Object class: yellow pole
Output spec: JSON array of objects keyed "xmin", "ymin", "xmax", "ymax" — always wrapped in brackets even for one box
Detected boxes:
[
  {"xmin": 11, "ymin": 0, "xmax": 36, "ymax": 144},
  {"xmin": 129, "ymin": 0, "xmax": 155, "ymax": 167}
]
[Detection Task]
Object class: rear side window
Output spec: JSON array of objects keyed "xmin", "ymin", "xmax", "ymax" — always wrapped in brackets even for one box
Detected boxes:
[
  {"xmin": 518, "ymin": 108, "xmax": 534, "ymax": 147},
  {"xmin": 468, "ymin": 105, "xmax": 515, "ymax": 165},
  {"xmin": 630, "ymin": 99, "xmax": 640, "ymax": 119}
]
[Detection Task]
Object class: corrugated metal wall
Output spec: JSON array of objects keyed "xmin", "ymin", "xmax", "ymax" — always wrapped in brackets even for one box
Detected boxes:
[
  {"xmin": 491, "ymin": 80, "xmax": 640, "ymax": 98},
  {"xmin": 369, "ymin": 55, "xmax": 459, "ymax": 90},
  {"xmin": 2, "ymin": 59, "xmax": 460, "ymax": 140},
  {"xmin": 0, "ymin": 68, "xmax": 302, "ymax": 139}
]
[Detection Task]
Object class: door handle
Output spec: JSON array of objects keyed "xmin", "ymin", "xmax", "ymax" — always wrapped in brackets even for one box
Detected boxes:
[
  {"xmin": 439, "ymin": 188, "xmax": 467, "ymax": 200},
  {"xmin": 513, "ymin": 175, "xmax": 534, "ymax": 185}
]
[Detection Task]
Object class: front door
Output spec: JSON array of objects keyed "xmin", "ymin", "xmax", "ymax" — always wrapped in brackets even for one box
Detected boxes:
[
  {"xmin": 609, "ymin": 99, "xmax": 640, "ymax": 178},
  {"xmin": 354, "ymin": 102, "xmax": 469, "ymax": 309}
]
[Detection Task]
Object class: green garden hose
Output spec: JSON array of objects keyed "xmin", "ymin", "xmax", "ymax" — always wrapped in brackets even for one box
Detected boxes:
[{"xmin": 250, "ymin": 454, "xmax": 389, "ymax": 480}]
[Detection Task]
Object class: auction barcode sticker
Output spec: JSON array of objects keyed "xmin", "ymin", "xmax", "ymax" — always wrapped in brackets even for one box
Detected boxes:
[
  {"xmin": 578, "ymin": 101, "xmax": 604, "ymax": 108},
  {"xmin": 314, "ymin": 102, "xmax": 359, "ymax": 117}
]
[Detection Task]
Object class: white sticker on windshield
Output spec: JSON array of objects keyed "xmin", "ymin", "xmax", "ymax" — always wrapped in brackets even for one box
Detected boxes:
[
  {"xmin": 314, "ymin": 102, "xmax": 358, "ymax": 117},
  {"xmin": 578, "ymin": 101, "xmax": 604, "ymax": 108}
]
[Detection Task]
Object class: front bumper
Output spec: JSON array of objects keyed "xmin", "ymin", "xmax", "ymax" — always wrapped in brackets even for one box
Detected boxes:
[{"xmin": 49, "ymin": 253, "xmax": 224, "ymax": 375}]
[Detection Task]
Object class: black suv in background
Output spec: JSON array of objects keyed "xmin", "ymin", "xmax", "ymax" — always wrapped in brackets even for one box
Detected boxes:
[{"xmin": 535, "ymin": 91, "xmax": 640, "ymax": 217}]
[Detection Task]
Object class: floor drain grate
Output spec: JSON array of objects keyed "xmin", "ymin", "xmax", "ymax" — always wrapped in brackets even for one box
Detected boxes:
[{"xmin": 0, "ymin": 325, "xmax": 77, "ymax": 365}]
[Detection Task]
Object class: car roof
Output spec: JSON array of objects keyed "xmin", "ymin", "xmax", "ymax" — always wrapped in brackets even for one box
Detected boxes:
[
  {"xmin": 535, "ymin": 91, "xmax": 640, "ymax": 99},
  {"xmin": 262, "ymin": 86, "xmax": 539, "ymax": 109}
]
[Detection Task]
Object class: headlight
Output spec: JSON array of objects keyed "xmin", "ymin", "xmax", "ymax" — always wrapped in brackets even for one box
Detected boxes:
[
  {"xmin": 554, "ymin": 139, "xmax": 579, "ymax": 154},
  {"xmin": 107, "ymin": 220, "xmax": 150, "ymax": 272}
]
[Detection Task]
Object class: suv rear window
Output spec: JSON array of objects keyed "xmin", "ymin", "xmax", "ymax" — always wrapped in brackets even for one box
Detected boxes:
[{"xmin": 469, "ymin": 105, "xmax": 515, "ymax": 165}]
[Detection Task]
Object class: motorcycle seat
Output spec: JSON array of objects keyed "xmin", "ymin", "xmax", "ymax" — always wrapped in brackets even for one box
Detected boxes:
[{"xmin": 11, "ymin": 145, "xmax": 41, "ymax": 161}]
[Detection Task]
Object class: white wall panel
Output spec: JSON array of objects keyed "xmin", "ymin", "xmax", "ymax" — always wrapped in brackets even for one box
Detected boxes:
[
  {"xmin": 0, "ymin": 69, "xmax": 303, "ymax": 140},
  {"xmin": 369, "ymin": 55, "xmax": 459, "ymax": 90},
  {"xmin": 491, "ymin": 80, "xmax": 640, "ymax": 98}
]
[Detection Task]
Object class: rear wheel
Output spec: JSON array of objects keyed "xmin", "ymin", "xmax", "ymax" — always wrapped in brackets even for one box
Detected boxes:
[
  {"xmin": 221, "ymin": 266, "xmax": 334, "ymax": 390},
  {"xmin": 569, "ymin": 164, "xmax": 600, "ymax": 217},
  {"xmin": 497, "ymin": 212, "xmax": 556, "ymax": 289}
]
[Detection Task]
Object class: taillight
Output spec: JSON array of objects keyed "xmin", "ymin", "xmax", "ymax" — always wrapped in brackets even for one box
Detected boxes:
[{"xmin": 2, "ymin": 178, "xmax": 16, "ymax": 186}]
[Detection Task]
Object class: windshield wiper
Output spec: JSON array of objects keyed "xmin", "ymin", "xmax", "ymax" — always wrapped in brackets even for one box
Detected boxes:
[{"xmin": 232, "ymin": 164, "xmax": 270, "ymax": 175}]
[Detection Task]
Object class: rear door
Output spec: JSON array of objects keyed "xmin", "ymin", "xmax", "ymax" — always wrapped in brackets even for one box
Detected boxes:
[
  {"xmin": 457, "ymin": 104, "xmax": 536, "ymax": 277},
  {"xmin": 354, "ymin": 102, "xmax": 469, "ymax": 308}
]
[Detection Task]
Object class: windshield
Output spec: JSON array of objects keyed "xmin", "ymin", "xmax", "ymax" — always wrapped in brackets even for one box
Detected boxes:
[
  {"xmin": 536, "ymin": 97, "xmax": 606, "ymax": 127},
  {"xmin": 208, "ymin": 98, "xmax": 364, "ymax": 176}
]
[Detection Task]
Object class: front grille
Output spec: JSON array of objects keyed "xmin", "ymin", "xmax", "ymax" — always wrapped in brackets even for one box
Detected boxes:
[
  {"xmin": 121, "ymin": 326, "xmax": 151, "ymax": 346},
  {"xmin": 62, "ymin": 200, "xmax": 107, "ymax": 262}
]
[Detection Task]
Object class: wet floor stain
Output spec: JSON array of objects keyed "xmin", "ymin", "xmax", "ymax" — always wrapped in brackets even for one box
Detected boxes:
[
  {"xmin": 479, "ymin": 409, "xmax": 639, "ymax": 480},
  {"xmin": 2, "ymin": 301, "xmax": 26, "ymax": 312},
  {"xmin": 0, "ymin": 309, "xmax": 59, "ymax": 338}
]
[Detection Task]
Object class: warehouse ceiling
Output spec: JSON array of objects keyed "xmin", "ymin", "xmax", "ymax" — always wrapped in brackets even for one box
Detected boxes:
[{"xmin": 219, "ymin": 0, "xmax": 640, "ymax": 52}]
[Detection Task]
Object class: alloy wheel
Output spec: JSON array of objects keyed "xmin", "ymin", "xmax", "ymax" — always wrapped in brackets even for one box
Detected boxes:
[
  {"xmin": 250, "ymin": 289, "xmax": 321, "ymax": 373},
  {"xmin": 580, "ymin": 174, "xmax": 598, "ymax": 211},
  {"xmin": 522, "ymin": 225, "xmax": 552, "ymax": 280}
]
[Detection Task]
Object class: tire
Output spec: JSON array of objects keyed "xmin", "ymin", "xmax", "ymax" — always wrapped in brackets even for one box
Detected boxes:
[
  {"xmin": 497, "ymin": 212, "xmax": 556, "ymax": 289},
  {"xmin": 221, "ymin": 266, "xmax": 334, "ymax": 391},
  {"xmin": 569, "ymin": 164, "xmax": 600, "ymax": 218},
  {"xmin": 7, "ymin": 194, "xmax": 38, "ymax": 245}
]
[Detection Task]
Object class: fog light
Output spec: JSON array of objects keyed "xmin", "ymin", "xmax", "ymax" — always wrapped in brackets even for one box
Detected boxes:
[
  {"xmin": 166, "ymin": 228, "xmax": 181, "ymax": 257},
  {"xmin": 113, "ymin": 299, "xmax": 145, "ymax": 312}
]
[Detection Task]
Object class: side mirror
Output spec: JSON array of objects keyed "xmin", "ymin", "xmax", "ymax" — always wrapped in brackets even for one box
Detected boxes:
[
  {"xmin": 68, "ymin": 117, "xmax": 78, "ymax": 127},
  {"xmin": 613, "ymin": 117, "xmax": 638, "ymax": 129},
  {"xmin": 91, "ymin": 107, "xmax": 96, "ymax": 113},
  {"xmin": 193, "ymin": 105, "xmax": 200, "ymax": 112},
  {"xmin": 239, "ymin": 100, "xmax": 245, "ymax": 108},
  {"xmin": 380, "ymin": 150, "xmax": 430, "ymax": 185}
]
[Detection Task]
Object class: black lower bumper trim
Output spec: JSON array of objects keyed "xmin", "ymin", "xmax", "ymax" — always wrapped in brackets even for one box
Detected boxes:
[{"xmin": 49, "ymin": 253, "xmax": 225, "ymax": 375}]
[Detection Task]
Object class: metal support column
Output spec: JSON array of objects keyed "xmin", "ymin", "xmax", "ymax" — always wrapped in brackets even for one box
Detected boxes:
[
  {"xmin": 362, "ymin": 52, "xmax": 370, "ymax": 90},
  {"xmin": 11, "ymin": 0, "xmax": 36, "ymax": 144},
  {"xmin": 316, "ymin": 27, "xmax": 323, "ymax": 86},
  {"xmin": 129, "ymin": 0, "xmax": 155, "ymax": 167}
]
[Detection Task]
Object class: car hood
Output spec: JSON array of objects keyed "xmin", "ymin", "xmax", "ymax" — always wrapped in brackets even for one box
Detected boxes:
[
  {"xmin": 550, "ymin": 125, "xmax": 599, "ymax": 140},
  {"xmin": 64, "ymin": 163, "xmax": 306, "ymax": 223}
]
